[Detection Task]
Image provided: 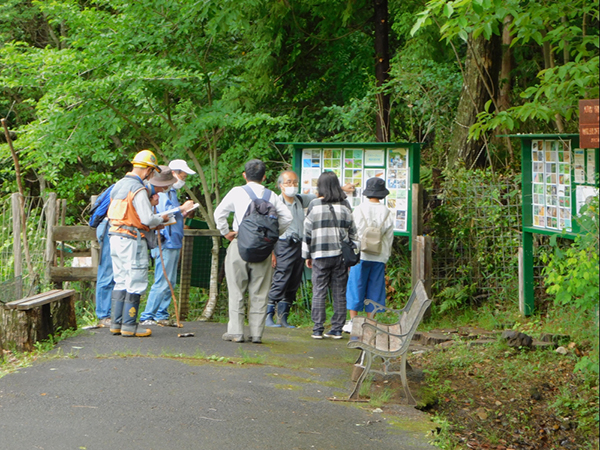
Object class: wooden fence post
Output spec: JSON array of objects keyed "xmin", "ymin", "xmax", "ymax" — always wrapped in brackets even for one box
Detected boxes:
[
  {"xmin": 11, "ymin": 193, "xmax": 23, "ymax": 299},
  {"xmin": 45, "ymin": 193, "xmax": 58, "ymax": 289},
  {"xmin": 411, "ymin": 183, "xmax": 424, "ymax": 290},
  {"xmin": 416, "ymin": 235, "xmax": 433, "ymax": 297},
  {"xmin": 178, "ymin": 233, "xmax": 194, "ymax": 319}
]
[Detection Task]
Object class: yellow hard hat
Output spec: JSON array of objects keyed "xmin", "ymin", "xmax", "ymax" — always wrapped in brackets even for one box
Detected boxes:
[{"xmin": 131, "ymin": 150, "xmax": 161, "ymax": 172}]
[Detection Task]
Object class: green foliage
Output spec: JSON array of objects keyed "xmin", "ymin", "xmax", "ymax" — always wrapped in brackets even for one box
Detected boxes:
[
  {"xmin": 387, "ymin": 56, "xmax": 462, "ymax": 148},
  {"xmin": 544, "ymin": 198, "xmax": 599, "ymax": 311},
  {"xmin": 543, "ymin": 197, "xmax": 599, "ymax": 380},
  {"xmin": 412, "ymin": 0, "xmax": 599, "ymax": 137}
]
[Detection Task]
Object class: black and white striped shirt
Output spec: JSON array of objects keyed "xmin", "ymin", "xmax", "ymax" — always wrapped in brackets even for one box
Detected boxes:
[{"xmin": 302, "ymin": 198, "xmax": 358, "ymax": 260}]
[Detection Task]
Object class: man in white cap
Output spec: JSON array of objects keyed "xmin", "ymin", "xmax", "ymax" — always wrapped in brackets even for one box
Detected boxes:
[{"xmin": 140, "ymin": 159, "xmax": 196, "ymax": 325}]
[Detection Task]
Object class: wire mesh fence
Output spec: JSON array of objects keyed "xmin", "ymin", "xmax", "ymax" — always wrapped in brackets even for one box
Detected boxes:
[
  {"xmin": 0, "ymin": 195, "xmax": 50, "ymax": 303},
  {"xmin": 425, "ymin": 170, "xmax": 553, "ymax": 313}
]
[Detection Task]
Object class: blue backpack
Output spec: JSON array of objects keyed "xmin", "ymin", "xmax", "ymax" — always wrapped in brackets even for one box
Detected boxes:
[{"xmin": 89, "ymin": 184, "xmax": 115, "ymax": 228}]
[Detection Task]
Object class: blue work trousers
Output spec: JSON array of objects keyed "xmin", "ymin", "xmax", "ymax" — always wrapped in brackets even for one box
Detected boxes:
[
  {"xmin": 95, "ymin": 220, "xmax": 115, "ymax": 320},
  {"xmin": 140, "ymin": 247, "xmax": 180, "ymax": 321}
]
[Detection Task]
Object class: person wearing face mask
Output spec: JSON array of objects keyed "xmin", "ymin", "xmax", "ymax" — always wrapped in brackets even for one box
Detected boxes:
[
  {"xmin": 266, "ymin": 170, "xmax": 355, "ymax": 328},
  {"xmin": 140, "ymin": 159, "xmax": 196, "ymax": 326}
]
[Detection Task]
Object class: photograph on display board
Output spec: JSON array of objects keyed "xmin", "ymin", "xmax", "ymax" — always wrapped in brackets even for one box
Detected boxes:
[{"xmin": 364, "ymin": 168, "xmax": 385, "ymax": 180}]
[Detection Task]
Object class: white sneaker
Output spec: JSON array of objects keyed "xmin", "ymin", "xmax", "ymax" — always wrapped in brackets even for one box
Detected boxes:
[{"xmin": 342, "ymin": 320, "xmax": 353, "ymax": 334}]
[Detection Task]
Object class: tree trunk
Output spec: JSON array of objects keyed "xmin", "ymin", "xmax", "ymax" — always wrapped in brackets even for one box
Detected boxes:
[
  {"xmin": 201, "ymin": 236, "xmax": 221, "ymax": 320},
  {"xmin": 498, "ymin": 15, "xmax": 515, "ymax": 165},
  {"xmin": 373, "ymin": 0, "xmax": 390, "ymax": 142},
  {"xmin": 499, "ymin": 15, "xmax": 513, "ymax": 112},
  {"xmin": 449, "ymin": 34, "xmax": 501, "ymax": 168}
]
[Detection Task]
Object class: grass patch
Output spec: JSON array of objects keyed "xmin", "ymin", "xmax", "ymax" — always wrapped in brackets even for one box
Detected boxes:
[{"xmin": 0, "ymin": 327, "xmax": 82, "ymax": 379}]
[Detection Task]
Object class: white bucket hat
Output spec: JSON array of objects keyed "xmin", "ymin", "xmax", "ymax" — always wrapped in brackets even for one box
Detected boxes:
[{"xmin": 169, "ymin": 159, "xmax": 196, "ymax": 175}]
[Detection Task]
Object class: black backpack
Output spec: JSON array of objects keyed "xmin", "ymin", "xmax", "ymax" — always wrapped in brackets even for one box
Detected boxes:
[
  {"xmin": 88, "ymin": 184, "xmax": 115, "ymax": 228},
  {"xmin": 237, "ymin": 185, "xmax": 279, "ymax": 263}
]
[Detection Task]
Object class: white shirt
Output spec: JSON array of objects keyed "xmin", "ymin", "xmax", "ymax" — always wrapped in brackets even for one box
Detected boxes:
[
  {"xmin": 214, "ymin": 182, "xmax": 293, "ymax": 236},
  {"xmin": 352, "ymin": 201, "xmax": 395, "ymax": 263}
]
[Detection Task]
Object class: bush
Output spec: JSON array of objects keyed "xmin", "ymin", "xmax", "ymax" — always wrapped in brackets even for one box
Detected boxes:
[{"xmin": 543, "ymin": 197, "xmax": 599, "ymax": 381}]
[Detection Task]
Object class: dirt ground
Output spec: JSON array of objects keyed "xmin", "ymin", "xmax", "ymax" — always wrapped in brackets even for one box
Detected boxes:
[{"xmin": 365, "ymin": 349, "xmax": 598, "ymax": 450}]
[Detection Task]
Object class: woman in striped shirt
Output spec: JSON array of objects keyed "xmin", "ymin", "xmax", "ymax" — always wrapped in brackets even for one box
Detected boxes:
[{"xmin": 303, "ymin": 171, "xmax": 358, "ymax": 339}]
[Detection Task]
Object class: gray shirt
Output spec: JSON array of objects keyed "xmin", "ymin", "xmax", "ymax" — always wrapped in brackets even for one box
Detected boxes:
[{"xmin": 280, "ymin": 193, "xmax": 316, "ymax": 240}]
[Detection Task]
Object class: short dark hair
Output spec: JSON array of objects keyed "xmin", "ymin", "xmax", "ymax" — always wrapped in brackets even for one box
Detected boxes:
[
  {"xmin": 244, "ymin": 159, "xmax": 266, "ymax": 182},
  {"xmin": 317, "ymin": 171, "xmax": 346, "ymax": 203}
]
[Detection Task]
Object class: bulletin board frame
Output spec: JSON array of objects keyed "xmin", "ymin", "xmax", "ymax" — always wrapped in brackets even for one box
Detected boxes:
[
  {"xmin": 276, "ymin": 142, "xmax": 422, "ymax": 237},
  {"xmin": 514, "ymin": 133, "xmax": 599, "ymax": 315}
]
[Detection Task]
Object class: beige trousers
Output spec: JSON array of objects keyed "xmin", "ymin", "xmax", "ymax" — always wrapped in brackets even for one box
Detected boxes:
[{"xmin": 224, "ymin": 239, "xmax": 274, "ymax": 338}]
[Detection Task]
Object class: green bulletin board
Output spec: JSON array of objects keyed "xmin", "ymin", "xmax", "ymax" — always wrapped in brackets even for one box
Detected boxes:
[
  {"xmin": 277, "ymin": 142, "xmax": 421, "ymax": 237},
  {"xmin": 521, "ymin": 134, "xmax": 599, "ymax": 236},
  {"xmin": 517, "ymin": 134, "xmax": 599, "ymax": 315}
]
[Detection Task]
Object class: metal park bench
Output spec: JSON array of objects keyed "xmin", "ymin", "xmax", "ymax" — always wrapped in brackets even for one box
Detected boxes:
[{"xmin": 346, "ymin": 280, "xmax": 431, "ymax": 405}]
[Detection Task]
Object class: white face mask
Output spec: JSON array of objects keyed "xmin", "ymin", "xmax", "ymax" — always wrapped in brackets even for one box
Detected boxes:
[
  {"xmin": 283, "ymin": 186, "xmax": 298, "ymax": 197},
  {"xmin": 173, "ymin": 179, "xmax": 186, "ymax": 190}
]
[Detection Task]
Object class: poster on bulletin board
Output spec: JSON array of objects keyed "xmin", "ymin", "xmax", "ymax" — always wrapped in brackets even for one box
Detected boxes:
[{"xmin": 285, "ymin": 142, "xmax": 421, "ymax": 236}]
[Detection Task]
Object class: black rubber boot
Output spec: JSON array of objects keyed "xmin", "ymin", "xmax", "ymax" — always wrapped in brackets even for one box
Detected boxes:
[
  {"xmin": 265, "ymin": 302, "xmax": 281, "ymax": 328},
  {"xmin": 110, "ymin": 289, "xmax": 127, "ymax": 335},
  {"xmin": 277, "ymin": 301, "xmax": 295, "ymax": 328},
  {"xmin": 121, "ymin": 293, "xmax": 152, "ymax": 337}
]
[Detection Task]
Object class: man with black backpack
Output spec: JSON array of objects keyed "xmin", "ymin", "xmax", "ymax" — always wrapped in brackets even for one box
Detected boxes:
[{"xmin": 214, "ymin": 159, "xmax": 293, "ymax": 344}]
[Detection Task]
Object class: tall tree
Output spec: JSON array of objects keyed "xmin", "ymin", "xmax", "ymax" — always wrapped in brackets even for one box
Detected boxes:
[
  {"xmin": 412, "ymin": 0, "xmax": 599, "ymax": 167},
  {"xmin": 374, "ymin": 0, "xmax": 391, "ymax": 141},
  {"xmin": 449, "ymin": 33, "xmax": 501, "ymax": 168}
]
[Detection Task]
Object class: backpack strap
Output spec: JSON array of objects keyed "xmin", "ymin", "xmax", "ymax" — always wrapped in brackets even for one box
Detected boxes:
[
  {"xmin": 242, "ymin": 184, "xmax": 258, "ymax": 201},
  {"xmin": 242, "ymin": 184, "xmax": 271, "ymax": 202},
  {"xmin": 360, "ymin": 204, "xmax": 390, "ymax": 229}
]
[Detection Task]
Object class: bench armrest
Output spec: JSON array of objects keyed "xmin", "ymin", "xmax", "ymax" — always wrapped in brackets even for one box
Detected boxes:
[{"xmin": 364, "ymin": 299, "xmax": 404, "ymax": 319}]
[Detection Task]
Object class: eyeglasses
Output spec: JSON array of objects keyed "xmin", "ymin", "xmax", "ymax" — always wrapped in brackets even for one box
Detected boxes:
[{"xmin": 282, "ymin": 180, "xmax": 299, "ymax": 186}]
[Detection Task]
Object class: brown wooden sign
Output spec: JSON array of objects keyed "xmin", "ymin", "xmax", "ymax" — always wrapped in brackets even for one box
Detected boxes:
[{"xmin": 579, "ymin": 99, "xmax": 599, "ymax": 148}]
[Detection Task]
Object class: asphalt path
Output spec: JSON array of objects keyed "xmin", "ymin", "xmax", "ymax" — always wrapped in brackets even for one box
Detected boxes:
[{"xmin": 0, "ymin": 322, "xmax": 437, "ymax": 450}]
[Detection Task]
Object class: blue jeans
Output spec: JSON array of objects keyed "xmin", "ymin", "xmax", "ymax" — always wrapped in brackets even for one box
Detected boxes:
[
  {"xmin": 95, "ymin": 220, "xmax": 115, "ymax": 320},
  {"xmin": 140, "ymin": 247, "xmax": 180, "ymax": 321}
]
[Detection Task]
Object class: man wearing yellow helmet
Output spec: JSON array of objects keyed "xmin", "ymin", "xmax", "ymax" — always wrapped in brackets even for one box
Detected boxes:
[{"xmin": 107, "ymin": 151, "xmax": 194, "ymax": 337}]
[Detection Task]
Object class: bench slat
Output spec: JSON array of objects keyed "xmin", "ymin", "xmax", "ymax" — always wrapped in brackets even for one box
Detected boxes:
[
  {"xmin": 387, "ymin": 323, "xmax": 402, "ymax": 352},
  {"xmin": 4, "ymin": 290, "xmax": 63, "ymax": 309},
  {"xmin": 375, "ymin": 325, "xmax": 390, "ymax": 353},
  {"xmin": 6, "ymin": 289, "xmax": 76, "ymax": 311}
]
